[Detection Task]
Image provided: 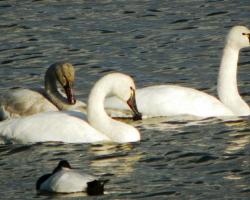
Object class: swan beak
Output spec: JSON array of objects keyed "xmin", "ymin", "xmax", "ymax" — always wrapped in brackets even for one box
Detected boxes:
[
  {"xmin": 127, "ymin": 90, "xmax": 142, "ymax": 120},
  {"xmin": 64, "ymin": 82, "xmax": 76, "ymax": 105},
  {"xmin": 243, "ymin": 33, "xmax": 250, "ymax": 43}
]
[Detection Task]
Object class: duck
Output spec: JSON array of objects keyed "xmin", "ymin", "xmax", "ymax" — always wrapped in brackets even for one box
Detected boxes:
[
  {"xmin": 105, "ymin": 26, "xmax": 250, "ymax": 118},
  {"xmin": 0, "ymin": 62, "xmax": 86, "ymax": 121},
  {"xmin": 0, "ymin": 73, "xmax": 141, "ymax": 144},
  {"xmin": 36, "ymin": 160, "xmax": 108, "ymax": 195}
]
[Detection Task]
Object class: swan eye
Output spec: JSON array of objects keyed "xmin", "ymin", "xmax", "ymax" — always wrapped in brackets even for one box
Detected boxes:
[
  {"xmin": 62, "ymin": 75, "xmax": 74, "ymax": 87},
  {"xmin": 242, "ymin": 33, "xmax": 250, "ymax": 43},
  {"xmin": 65, "ymin": 76, "xmax": 74, "ymax": 87},
  {"xmin": 130, "ymin": 86, "xmax": 135, "ymax": 97},
  {"xmin": 61, "ymin": 75, "xmax": 67, "ymax": 86},
  {"xmin": 242, "ymin": 33, "xmax": 250, "ymax": 37}
]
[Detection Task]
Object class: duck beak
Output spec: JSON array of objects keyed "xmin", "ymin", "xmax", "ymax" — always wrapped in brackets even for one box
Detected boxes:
[
  {"xmin": 127, "ymin": 89, "xmax": 142, "ymax": 120},
  {"xmin": 64, "ymin": 82, "xmax": 76, "ymax": 105}
]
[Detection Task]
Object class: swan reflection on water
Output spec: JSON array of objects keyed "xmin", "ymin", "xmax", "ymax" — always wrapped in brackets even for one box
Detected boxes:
[
  {"xmin": 88, "ymin": 143, "xmax": 142, "ymax": 177},
  {"xmin": 224, "ymin": 119, "xmax": 250, "ymax": 154}
]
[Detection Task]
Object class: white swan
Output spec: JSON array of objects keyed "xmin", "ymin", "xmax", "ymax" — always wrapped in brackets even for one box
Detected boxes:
[
  {"xmin": 105, "ymin": 26, "xmax": 250, "ymax": 118},
  {"xmin": 0, "ymin": 62, "xmax": 86, "ymax": 120},
  {"xmin": 0, "ymin": 73, "xmax": 141, "ymax": 144},
  {"xmin": 36, "ymin": 160, "xmax": 108, "ymax": 195}
]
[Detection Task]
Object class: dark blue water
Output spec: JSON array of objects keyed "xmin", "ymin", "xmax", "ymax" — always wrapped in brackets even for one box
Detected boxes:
[{"xmin": 0, "ymin": 0, "xmax": 250, "ymax": 199}]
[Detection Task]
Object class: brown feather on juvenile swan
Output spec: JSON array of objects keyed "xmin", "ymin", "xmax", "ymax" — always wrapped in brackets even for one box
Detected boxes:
[{"xmin": 0, "ymin": 62, "xmax": 81, "ymax": 121}]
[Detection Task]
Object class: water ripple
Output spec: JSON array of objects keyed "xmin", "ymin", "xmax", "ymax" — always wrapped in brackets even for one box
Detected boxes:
[{"xmin": 0, "ymin": 0, "xmax": 250, "ymax": 199}]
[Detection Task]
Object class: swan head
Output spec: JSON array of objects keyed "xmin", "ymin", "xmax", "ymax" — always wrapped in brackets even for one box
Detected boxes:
[
  {"xmin": 106, "ymin": 73, "xmax": 142, "ymax": 120},
  {"xmin": 54, "ymin": 62, "xmax": 76, "ymax": 104},
  {"xmin": 226, "ymin": 26, "xmax": 250, "ymax": 49}
]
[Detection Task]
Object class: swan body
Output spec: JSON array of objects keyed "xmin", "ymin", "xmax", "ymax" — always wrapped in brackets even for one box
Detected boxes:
[
  {"xmin": 0, "ymin": 88, "xmax": 58, "ymax": 120},
  {"xmin": 0, "ymin": 62, "xmax": 79, "ymax": 121},
  {"xmin": 105, "ymin": 85, "xmax": 234, "ymax": 118},
  {"xmin": 105, "ymin": 26, "xmax": 250, "ymax": 118},
  {"xmin": 36, "ymin": 160, "xmax": 108, "ymax": 195},
  {"xmin": 0, "ymin": 111, "xmax": 109, "ymax": 144},
  {"xmin": 0, "ymin": 73, "xmax": 141, "ymax": 144}
]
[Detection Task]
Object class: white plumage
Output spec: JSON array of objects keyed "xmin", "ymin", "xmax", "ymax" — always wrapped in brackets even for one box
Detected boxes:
[
  {"xmin": 36, "ymin": 160, "xmax": 108, "ymax": 195},
  {"xmin": 105, "ymin": 26, "xmax": 250, "ymax": 118},
  {"xmin": 0, "ymin": 73, "xmax": 141, "ymax": 144}
]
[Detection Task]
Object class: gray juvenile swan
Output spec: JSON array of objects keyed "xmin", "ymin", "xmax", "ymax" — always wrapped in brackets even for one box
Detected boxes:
[{"xmin": 0, "ymin": 62, "xmax": 84, "ymax": 120}]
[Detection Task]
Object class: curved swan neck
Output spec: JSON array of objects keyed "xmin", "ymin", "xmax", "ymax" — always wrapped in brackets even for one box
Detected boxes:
[
  {"xmin": 44, "ymin": 67, "xmax": 70, "ymax": 110},
  {"xmin": 217, "ymin": 45, "xmax": 250, "ymax": 115},
  {"xmin": 87, "ymin": 75, "xmax": 139, "ymax": 143},
  {"xmin": 87, "ymin": 78, "xmax": 113, "ymax": 133}
]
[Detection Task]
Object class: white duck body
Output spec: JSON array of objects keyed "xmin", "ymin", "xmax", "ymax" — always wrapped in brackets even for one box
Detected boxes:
[
  {"xmin": 0, "ymin": 62, "xmax": 79, "ymax": 120},
  {"xmin": 105, "ymin": 26, "xmax": 250, "ymax": 118},
  {"xmin": 0, "ymin": 73, "xmax": 141, "ymax": 144},
  {"xmin": 37, "ymin": 160, "xmax": 107, "ymax": 194},
  {"xmin": 39, "ymin": 168, "xmax": 99, "ymax": 193}
]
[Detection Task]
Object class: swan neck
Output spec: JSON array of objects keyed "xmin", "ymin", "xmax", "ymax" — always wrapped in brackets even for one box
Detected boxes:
[
  {"xmin": 87, "ymin": 81, "xmax": 112, "ymax": 133},
  {"xmin": 87, "ymin": 74, "xmax": 140, "ymax": 143},
  {"xmin": 217, "ymin": 45, "xmax": 250, "ymax": 115},
  {"xmin": 218, "ymin": 46, "xmax": 239, "ymax": 98},
  {"xmin": 44, "ymin": 68, "xmax": 69, "ymax": 110}
]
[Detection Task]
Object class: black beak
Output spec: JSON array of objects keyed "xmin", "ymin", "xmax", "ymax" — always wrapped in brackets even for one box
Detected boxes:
[
  {"xmin": 64, "ymin": 81, "xmax": 76, "ymax": 105},
  {"xmin": 127, "ymin": 89, "xmax": 142, "ymax": 121},
  {"xmin": 243, "ymin": 33, "xmax": 250, "ymax": 43}
]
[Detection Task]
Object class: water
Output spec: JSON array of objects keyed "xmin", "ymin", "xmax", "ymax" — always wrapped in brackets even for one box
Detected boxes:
[{"xmin": 0, "ymin": 0, "xmax": 250, "ymax": 199}]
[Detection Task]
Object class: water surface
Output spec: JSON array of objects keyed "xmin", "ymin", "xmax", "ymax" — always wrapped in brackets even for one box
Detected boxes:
[{"xmin": 0, "ymin": 0, "xmax": 250, "ymax": 199}]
